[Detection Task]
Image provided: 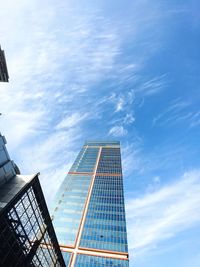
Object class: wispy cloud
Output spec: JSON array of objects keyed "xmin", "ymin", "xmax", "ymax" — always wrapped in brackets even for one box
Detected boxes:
[
  {"xmin": 115, "ymin": 97, "xmax": 125, "ymax": 112},
  {"xmin": 189, "ymin": 111, "xmax": 200, "ymax": 128},
  {"xmin": 121, "ymin": 141, "xmax": 143, "ymax": 177},
  {"xmin": 19, "ymin": 127, "xmax": 81, "ymax": 201},
  {"xmin": 56, "ymin": 112, "xmax": 89, "ymax": 130},
  {"xmin": 152, "ymin": 98, "xmax": 190, "ymax": 125},
  {"xmin": 123, "ymin": 113, "xmax": 135, "ymax": 124},
  {"xmin": 126, "ymin": 169, "xmax": 200, "ymax": 260},
  {"xmin": 152, "ymin": 98, "xmax": 200, "ymax": 128},
  {"xmin": 136, "ymin": 74, "xmax": 167, "ymax": 96},
  {"xmin": 0, "ymin": 0, "xmax": 169, "ymax": 151},
  {"xmin": 104, "ymin": 73, "xmax": 167, "ymax": 137},
  {"xmin": 109, "ymin": 126, "xmax": 127, "ymax": 137},
  {"xmin": 100, "ymin": 91, "xmax": 135, "ymax": 114},
  {"xmin": 0, "ymin": 0, "xmax": 123, "ymax": 203}
]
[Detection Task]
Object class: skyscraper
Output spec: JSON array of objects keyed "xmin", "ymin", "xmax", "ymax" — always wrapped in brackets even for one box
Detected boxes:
[
  {"xmin": 0, "ymin": 46, "xmax": 9, "ymax": 82},
  {"xmin": 0, "ymin": 133, "xmax": 65, "ymax": 266},
  {"xmin": 52, "ymin": 141, "xmax": 129, "ymax": 266}
]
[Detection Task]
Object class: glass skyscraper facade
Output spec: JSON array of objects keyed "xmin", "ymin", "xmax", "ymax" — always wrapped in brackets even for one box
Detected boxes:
[{"xmin": 52, "ymin": 141, "xmax": 129, "ymax": 266}]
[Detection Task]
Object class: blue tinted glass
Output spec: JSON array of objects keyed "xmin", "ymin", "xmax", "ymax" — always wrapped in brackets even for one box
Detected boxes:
[
  {"xmin": 80, "ymin": 148, "xmax": 128, "ymax": 253},
  {"xmin": 52, "ymin": 174, "xmax": 93, "ymax": 245},
  {"xmin": 75, "ymin": 254, "xmax": 129, "ymax": 267},
  {"xmin": 52, "ymin": 143, "xmax": 128, "ymax": 266},
  {"xmin": 62, "ymin": 251, "xmax": 71, "ymax": 266},
  {"xmin": 52, "ymin": 147, "xmax": 99, "ymax": 246}
]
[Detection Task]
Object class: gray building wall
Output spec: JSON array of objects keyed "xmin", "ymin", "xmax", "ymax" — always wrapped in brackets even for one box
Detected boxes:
[
  {"xmin": 0, "ymin": 133, "xmax": 16, "ymax": 187},
  {"xmin": 0, "ymin": 46, "xmax": 9, "ymax": 82}
]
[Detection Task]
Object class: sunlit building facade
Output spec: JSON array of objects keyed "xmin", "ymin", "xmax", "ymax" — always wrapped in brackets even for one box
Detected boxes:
[{"xmin": 52, "ymin": 141, "xmax": 129, "ymax": 266}]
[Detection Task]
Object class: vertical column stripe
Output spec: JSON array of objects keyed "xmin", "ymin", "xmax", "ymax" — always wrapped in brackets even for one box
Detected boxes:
[{"xmin": 70, "ymin": 147, "xmax": 102, "ymax": 267}]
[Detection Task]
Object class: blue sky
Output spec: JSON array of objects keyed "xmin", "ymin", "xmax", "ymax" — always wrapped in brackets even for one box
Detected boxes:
[{"xmin": 0, "ymin": 0, "xmax": 200, "ymax": 266}]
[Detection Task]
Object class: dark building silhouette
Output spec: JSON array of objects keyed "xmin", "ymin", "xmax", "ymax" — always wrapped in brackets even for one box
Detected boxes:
[
  {"xmin": 0, "ymin": 133, "xmax": 65, "ymax": 266},
  {"xmin": 0, "ymin": 46, "xmax": 9, "ymax": 82}
]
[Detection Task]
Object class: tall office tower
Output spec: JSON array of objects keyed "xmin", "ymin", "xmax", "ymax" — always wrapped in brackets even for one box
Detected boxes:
[
  {"xmin": 0, "ymin": 46, "xmax": 9, "ymax": 82},
  {"xmin": 52, "ymin": 141, "xmax": 129, "ymax": 267},
  {"xmin": 0, "ymin": 133, "xmax": 65, "ymax": 266}
]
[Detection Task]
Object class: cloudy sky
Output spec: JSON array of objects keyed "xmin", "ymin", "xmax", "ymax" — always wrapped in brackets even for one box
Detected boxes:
[{"xmin": 1, "ymin": 0, "xmax": 200, "ymax": 266}]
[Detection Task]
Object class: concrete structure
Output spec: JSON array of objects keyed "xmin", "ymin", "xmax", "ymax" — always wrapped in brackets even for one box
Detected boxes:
[
  {"xmin": 0, "ymin": 133, "xmax": 65, "ymax": 266},
  {"xmin": 52, "ymin": 141, "xmax": 129, "ymax": 266},
  {"xmin": 0, "ymin": 134, "xmax": 17, "ymax": 188},
  {"xmin": 0, "ymin": 46, "xmax": 9, "ymax": 82}
]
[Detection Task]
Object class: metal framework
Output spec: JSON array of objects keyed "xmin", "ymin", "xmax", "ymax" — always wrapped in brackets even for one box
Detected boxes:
[{"xmin": 0, "ymin": 174, "xmax": 65, "ymax": 267}]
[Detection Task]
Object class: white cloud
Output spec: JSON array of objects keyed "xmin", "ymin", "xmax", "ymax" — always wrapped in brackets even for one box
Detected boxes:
[
  {"xmin": 123, "ymin": 113, "xmax": 135, "ymax": 124},
  {"xmin": 126, "ymin": 169, "xmax": 200, "ymax": 260},
  {"xmin": 0, "ymin": 0, "xmax": 122, "ymax": 201},
  {"xmin": 0, "ymin": 108, "xmax": 45, "ymax": 150},
  {"xmin": 115, "ymin": 97, "xmax": 125, "ymax": 112},
  {"xmin": 109, "ymin": 126, "xmax": 127, "ymax": 137},
  {"xmin": 121, "ymin": 141, "xmax": 143, "ymax": 177},
  {"xmin": 56, "ymin": 112, "xmax": 89, "ymax": 130},
  {"xmin": 19, "ymin": 128, "xmax": 80, "ymax": 203},
  {"xmin": 136, "ymin": 74, "xmax": 167, "ymax": 96},
  {"xmin": 190, "ymin": 111, "xmax": 200, "ymax": 128},
  {"xmin": 152, "ymin": 98, "xmax": 199, "ymax": 128}
]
